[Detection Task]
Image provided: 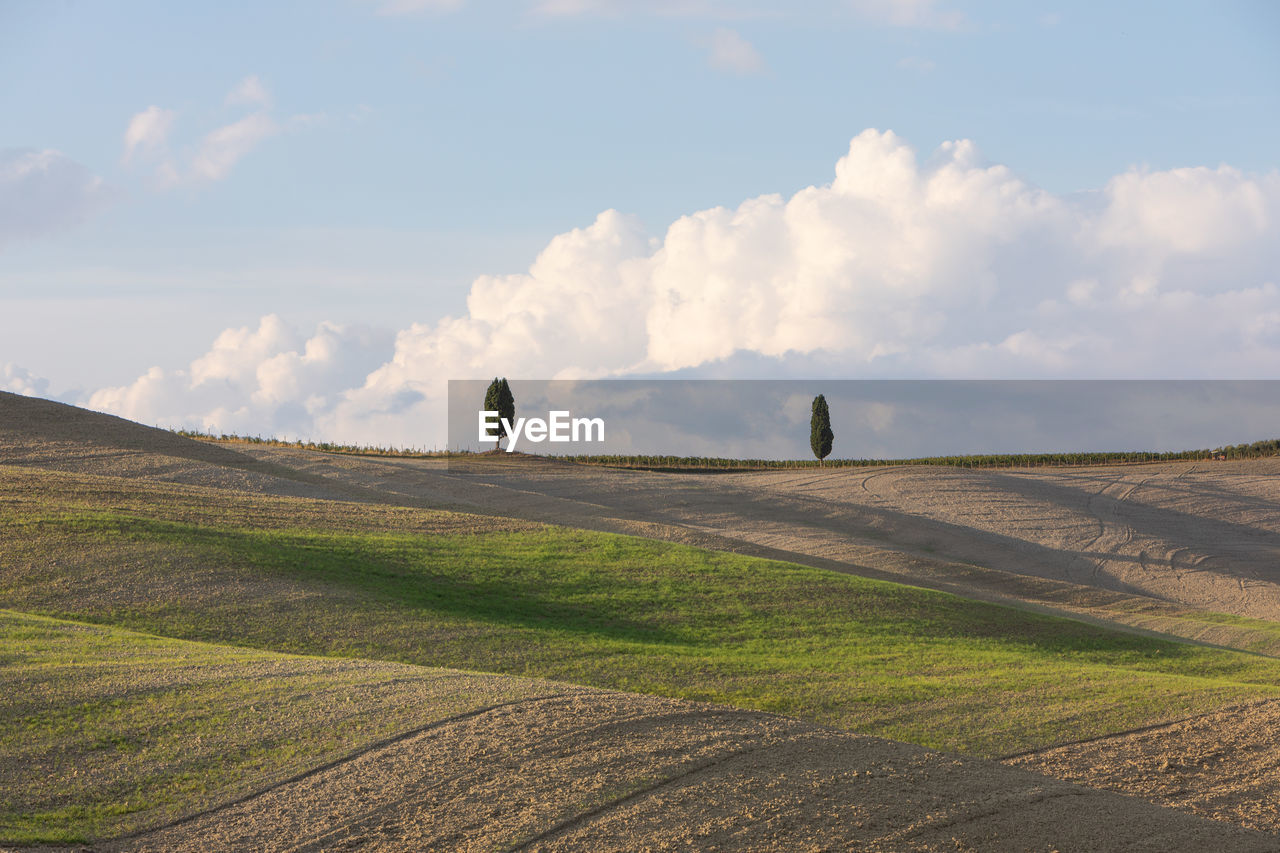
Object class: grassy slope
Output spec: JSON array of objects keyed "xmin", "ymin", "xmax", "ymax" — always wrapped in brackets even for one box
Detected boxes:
[
  {"xmin": 5, "ymin": 467, "xmax": 1280, "ymax": 767},
  {"xmin": 0, "ymin": 609, "xmax": 558, "ymax": 843}
]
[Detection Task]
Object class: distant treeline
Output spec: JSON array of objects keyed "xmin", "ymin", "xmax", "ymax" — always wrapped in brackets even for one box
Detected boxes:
[
  {"xmin": 174, "ymin": 430, "xmax": 454, "ymax": 458},
  {"xmin": 175, "ymin": 430, "xmax": 1280, "ymax": 470},
  {"xmin": 567, "ymin": 438, "xmax": 1280, "ymax": 471}
]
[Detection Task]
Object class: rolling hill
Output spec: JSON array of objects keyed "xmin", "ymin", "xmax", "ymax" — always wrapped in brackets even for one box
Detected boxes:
[{"xmin": 3, "ymin": 390, "xmax": 1280, "ymax": 848}]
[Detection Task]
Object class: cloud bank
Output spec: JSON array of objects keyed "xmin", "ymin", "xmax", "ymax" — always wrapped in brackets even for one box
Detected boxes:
[
  {"xmin": 88, "ymin": 129, "xmax": 1280, "ymax": 447},
  {"xmin": 89, "ymin": 316, "xmax": 395, "ymax": 439},
  {"xmin": 3, "ymin": 364, "xmax": 51, "ymax": 398}
]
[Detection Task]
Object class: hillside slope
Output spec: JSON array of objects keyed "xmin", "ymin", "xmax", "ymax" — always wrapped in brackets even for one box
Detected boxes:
[
  {"xmin": 0, "ymin": 391, "xmax": 381, "ymax": 502},
  {"xmin": 5, "ymin": 612, "xmax": 1276, "ymax": 852},
  {"xmin": 5, "ymin": 392, "xmax": 1280, "ymax": 845},
  {"xmin": 113, "ymin": 695, "xmax": 1279, "ymax": 853},
  {"xmin": 236, "ymin": 445, "xmax": 1280, "ymax": 646}
]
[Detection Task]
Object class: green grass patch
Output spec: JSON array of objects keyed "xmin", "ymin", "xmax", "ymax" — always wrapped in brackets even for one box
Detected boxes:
[
  {"xmin": 0, "ymin": 609, "xmax": 552, "ymax": 843},
  {"xmin": 6, "ymin": 476, "xmax": 1280, "ymax": 761}
]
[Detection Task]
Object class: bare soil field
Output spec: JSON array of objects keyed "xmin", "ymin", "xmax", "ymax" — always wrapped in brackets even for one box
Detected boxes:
[
  {"xmin": 1007, "ymin": 697, "xmax": 1280, "ymax": 835},
  {"xmin": 7, "ymin": 391, "xmax": 1280, "ymax": 848},
  {"xmin": 97, "ymin": 693, "xmax": 1280, "ymax": 853}
]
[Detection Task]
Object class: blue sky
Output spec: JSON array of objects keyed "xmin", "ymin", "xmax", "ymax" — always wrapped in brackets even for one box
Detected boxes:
[{"xmin": 3, "ymin": 1, "xmax": 1279, "ymax": 446}]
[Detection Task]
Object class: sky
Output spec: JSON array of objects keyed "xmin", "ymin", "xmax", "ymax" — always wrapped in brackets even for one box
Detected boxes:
[{"xmin": 3, "ymin": 0, "xmax": 1279, "ymax": 448}]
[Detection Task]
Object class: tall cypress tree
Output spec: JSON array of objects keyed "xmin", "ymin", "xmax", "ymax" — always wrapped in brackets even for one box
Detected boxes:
[
  {"xmin": 810, "ymin": 394, "xmax": 834, "ymax": 462},
  {"xmin": 483, "ymin": 377, "xmax": 516, "ymax": 450}
]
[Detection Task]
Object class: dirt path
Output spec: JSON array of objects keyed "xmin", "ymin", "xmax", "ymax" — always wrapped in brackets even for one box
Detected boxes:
[{"xmin": 102, "ymin": 692, "xmax": 1276, "ymax": 853}]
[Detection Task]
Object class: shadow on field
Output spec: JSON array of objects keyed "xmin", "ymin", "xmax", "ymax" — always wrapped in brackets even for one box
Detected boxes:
[
  {"xmin": 31, "ymin": 513, "xmax": 1219, "ymax": 666},
  {"xmin": 52, "ymin": 515, "xmax": 684, "ymax": 645}
]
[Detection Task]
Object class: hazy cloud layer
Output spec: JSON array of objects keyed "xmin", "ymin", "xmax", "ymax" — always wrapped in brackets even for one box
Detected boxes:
[
  {"xmin": 0, "ymin": 149, "xmax": 114, "ymax": 248},
  {"xmin": 122, "ymin": 106, "xmax": 176, "ymax": 163},
  {"xmin": 123, "ymin": 76, "xmax": 308, "ymax": 187},
  {"xmin": 88, "ymin": 130, "xmax": 1280, "ymax": 447},
  {"xmin": 225, "ymin": 75, "xmax": 272, "ymax": 108},
  {"xmin": 534, "ymin": 0, "xmax": 766, "ymax": 18},
  {"xmin": 706, "ymin": 28, "xmax": 766, "ymax": 74},
  {"xmin": 896, "ymin": 55, "xmax": 935, "ymax": 73},
  {"xmin": 849, "ymin": 0, "xmax": 967, "ymax": 29},
  {"xmin": 373, "ymin": 0, "xmax": 465, "ymax": 15}
]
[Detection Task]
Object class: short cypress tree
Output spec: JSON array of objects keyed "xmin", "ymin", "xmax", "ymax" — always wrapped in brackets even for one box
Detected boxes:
[
  {"xmin": 810, "ymin": 394, "xmax": 834, "ymax": 462},
  {"xmin": 483, "ymin": 377, "xmax": 516, "ymax": 450}
]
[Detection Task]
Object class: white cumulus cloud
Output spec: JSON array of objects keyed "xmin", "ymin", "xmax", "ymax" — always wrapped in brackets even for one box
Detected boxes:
[
  {"xmin": 85, "ymin": 129, "xmax": 1280, "ymax": 447},
  {"xmin": 89, "ymin": 316, "xmax": 395, "ymax": 439},
  {"xmin": 1095, "ymin": 164, "xmax": 1274, "ymax": 256}
]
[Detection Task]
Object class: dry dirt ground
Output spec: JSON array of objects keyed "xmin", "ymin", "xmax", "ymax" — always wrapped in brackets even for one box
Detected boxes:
[
  {"xmin": 1007, "ymin": 697, "xmax": 1280, "ymax": 836},
  {"xmin": 7, "ymin": 391, "xmax": 1280, "ymax": 849},
  {"xmin": 95, "ymin": 695, "xmax": 1280, "ymax": 852}
]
